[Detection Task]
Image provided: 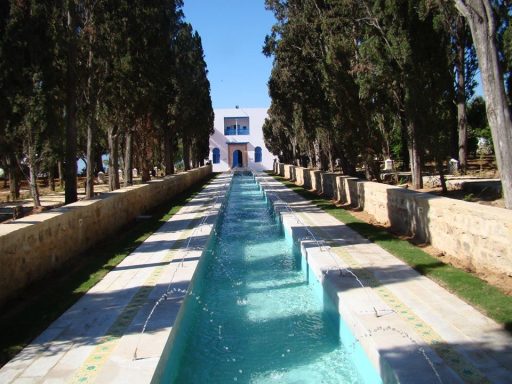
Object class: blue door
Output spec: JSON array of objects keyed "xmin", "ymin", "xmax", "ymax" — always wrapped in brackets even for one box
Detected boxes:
[
  {"xmin": 232, "ymin": 150, "xmax": 243, "ymax": 167},
  {"xmin": 212, "ymin": 148, "xmax": 220, "ymax": 164},
  {"xmin": 255, "ymin": 147, "xmax": 262, "ymax": 163}
]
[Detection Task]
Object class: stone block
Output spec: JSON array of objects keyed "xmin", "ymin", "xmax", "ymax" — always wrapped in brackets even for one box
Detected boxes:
[
  {"xmin": 283, "ymin": 165, "xmax": 295, "ymax": 180},
  {"xmin": 278, "ymin": 163, "xmax": 285, "ymax": 176},
  {"xmin": 320, "ymin": 173, "xmax": 339, "ymax": 199},
  {"xmin": 310, "ymin": 170, "xmax": 322, "ymax": 192}
]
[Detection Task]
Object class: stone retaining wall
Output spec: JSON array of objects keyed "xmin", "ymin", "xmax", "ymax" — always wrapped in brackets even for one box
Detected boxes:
[
  {"xmin": 275, "ymin": 163, "xmax": 512, "ymax": 280},
  {"xmin": 0, "ymin": 166, "xmax": 212, "ymax": 306}
]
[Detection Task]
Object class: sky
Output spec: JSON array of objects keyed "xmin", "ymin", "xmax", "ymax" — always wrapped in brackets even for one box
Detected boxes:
[{"xmin": 181, "ymin": 0, "xmax": 276, "ymax": 109}]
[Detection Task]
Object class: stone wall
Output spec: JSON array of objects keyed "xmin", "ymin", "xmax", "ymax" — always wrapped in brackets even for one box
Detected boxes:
[
  {"xmin": 0, "ymin": 166, "xmax": 212, "ymax": 306},
  {"xmin": 274, "ymin": 164, "xmax": 512, "ymax": 281}
]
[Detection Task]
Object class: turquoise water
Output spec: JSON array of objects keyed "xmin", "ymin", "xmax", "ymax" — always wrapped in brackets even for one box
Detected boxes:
[{"xmin": 159, "ymin": 174, "xmax": 378, "ymax": 383}]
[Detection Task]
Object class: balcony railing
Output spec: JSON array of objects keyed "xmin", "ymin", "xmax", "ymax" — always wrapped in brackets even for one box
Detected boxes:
[
  {"xmin": 237, "ymin": 126, "xmax": 249, "ymax": 135},
  {"xmin": 224, "ymin": 125, "xmax": 250, "ymax": 135}
]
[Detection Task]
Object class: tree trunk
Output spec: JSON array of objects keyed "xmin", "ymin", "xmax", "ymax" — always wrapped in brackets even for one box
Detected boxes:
[
  {"xmin": 399, "ymin": 113, "xmax": 410, "ymax": 172},
  {"xmin": 58, "ymin": 161, "xmax": 64, "ymax": 188},
  {"xmin": 85, "ymin": 37, "xmax": 96, "ymax": 200},
  {"xmin": 437, "ymin": 161, "xmax": 448, "ymax": 194},
  {"xmin": 365, "ymin": 154, "xmax": 382, "ymax": 182},
  {"xmin": 108, "ymin": 125, "xmax": 120, "ymax": 191},
  {"xmin": 455, "ymin": 0, "xmax": 512, "ymax": 208},
  {"xmin": 64, "ymin": 3, "xmax": 78, "ymax": 205},
  {"xmin": 183, "ymin": 137, "xmax": 191, "ymax": 171},
  {"xmin": 164, "ymin": 128, "xmax": 177, "ymax": 174},
  {"xmin": 8, "ymin": 154, "xmax": 20, "ymax": 200},
  {"xmin": 26, "ymin": 147, "xmax": 41, "ymax": 208},
  {"xmin": 28, "ymin": 162, "xmax": 41, "ymax": 208},
  {"xmin": 141, "ymin": 169, "xmax": 150, "ymax": 182},
  {"xmin": 327, "ymin": 140, "xmax": 335, "ymax": 172},
  {"xmin": 308, "ymin": 147, "xmax": 314, "ymax": 169},
  {"xmin": 163, "ymin": 127, "xmax": 172, "ymax": 175},
  {"xmin": 49, "ymin": 165, "xmax": 56, "ymax": 192},
  {"xmin": 338, "ymin": 152, "xmax": 356, "ymax": 176},
  {"xmin": 408, "ymin": 122, "xmax": 423, "ymax": 189},
  {"xmin": 124, "ymin": 129, "xmax": 133, "ymax": 187},
  {"xmin": 169, "ymin": 128, "xmax": 176, "ymax": 174},
  {"xmin": 313, "ymin": 140, "xmax": 322, "ymax": 170},
  {"xmin": 455, "ymin": 15, "xmax": 468, "ymax": 174},
  {"xmin": 85, "ymin": 121, "xmax": 94, "ymax": 199}
]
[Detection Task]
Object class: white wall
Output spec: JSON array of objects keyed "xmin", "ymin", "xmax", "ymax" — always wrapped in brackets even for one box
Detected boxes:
[{"xmin": 209, "ymin": 108, "xmax": 275, "ymax": 172}]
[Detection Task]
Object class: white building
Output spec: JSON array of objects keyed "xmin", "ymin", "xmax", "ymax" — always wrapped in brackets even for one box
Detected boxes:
[{"xmin": 209, "ymin": 108, "xmax": 274, "ymax": 172}]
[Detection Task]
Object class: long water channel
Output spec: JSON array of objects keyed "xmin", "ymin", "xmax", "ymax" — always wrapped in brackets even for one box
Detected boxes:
[{"xmin": 157, "ymin": 173, "xmax": 379, "ymax": 383}]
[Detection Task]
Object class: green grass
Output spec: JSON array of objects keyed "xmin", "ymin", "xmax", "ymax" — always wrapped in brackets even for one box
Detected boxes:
[
  {"xmin": 0, "ymin": 174, "xmax": 216, "ymax": 367},
  {"xmin": 269, "ymin": 173, "xmax": 512, "ymax": 332}
]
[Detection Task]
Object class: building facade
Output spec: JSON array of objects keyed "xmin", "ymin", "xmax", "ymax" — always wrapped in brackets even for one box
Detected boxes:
[{"xmin": 209, "ymin": 108, "xmax": 274, "ymax": 172}]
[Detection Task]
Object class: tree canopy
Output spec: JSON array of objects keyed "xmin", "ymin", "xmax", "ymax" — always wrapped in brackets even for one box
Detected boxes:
[
  {"xmin": 263, "ymin": 0, "xmax": 512, "ymax": 207},
  {"xmin": 0, "ymin": 0, "xmax": 213, "ymax": 206}
]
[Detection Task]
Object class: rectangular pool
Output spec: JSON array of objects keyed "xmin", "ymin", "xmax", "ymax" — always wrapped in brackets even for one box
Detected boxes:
[{"xmin": 152, "ymin": 173, "xmax": 382, "ymax": 383}]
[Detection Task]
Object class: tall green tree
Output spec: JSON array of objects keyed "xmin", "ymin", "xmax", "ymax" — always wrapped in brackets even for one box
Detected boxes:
[
  {"xmin": 454, "ymin": 0, "xmax": 512, "ymax": 208},
  {"xmin": 1, "ymin": 1, "xmax": 63, "ymax": 207},
  {"xmin": 172, "ymin": 23, "xmax": 213, "ymax": 170}
]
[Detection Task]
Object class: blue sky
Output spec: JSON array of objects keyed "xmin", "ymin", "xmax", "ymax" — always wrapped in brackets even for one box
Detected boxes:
[{"xmin": 182, "ymin": 1, "xmax": 275, "ymax": 109}]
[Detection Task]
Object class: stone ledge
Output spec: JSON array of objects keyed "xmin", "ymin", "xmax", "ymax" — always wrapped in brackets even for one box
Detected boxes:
[
  {"xmin": 0, "ymin": 166, "xmax": 212, "ymax": 306},
  {"xmin": 274, "ymin": 164, "xmax": 512, "ymax": 284}
]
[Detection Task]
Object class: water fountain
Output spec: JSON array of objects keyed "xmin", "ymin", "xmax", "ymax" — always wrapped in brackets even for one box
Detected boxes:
[{"xmin": 138, "ymin": 171, "xmax": 458, "ymax": 383}]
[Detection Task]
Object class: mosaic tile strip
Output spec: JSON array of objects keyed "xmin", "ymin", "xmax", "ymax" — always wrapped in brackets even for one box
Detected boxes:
[{"xmin": 69, "ymin": 212, "xmax": 206, "ymax": 383}]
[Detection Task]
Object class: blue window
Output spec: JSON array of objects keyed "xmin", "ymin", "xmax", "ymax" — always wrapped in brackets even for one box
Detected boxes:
[
  {"xmin": 224, "ymin": 117, "xmax": 249, "ymax": 135},
  {"xmin": 255, "ymin": 147, "xmax": 262, "ymax": 163},
  {"xmin": 224, "ymin": 126, "xmax": 237, "ymax": 135},
  {"xmin": 212, "ymin": 148, "xmax": 220, "ymax": 164}
]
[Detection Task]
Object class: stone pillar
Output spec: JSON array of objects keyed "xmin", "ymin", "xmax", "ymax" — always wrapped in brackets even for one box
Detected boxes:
[
  {"xmin": 290, "ymin": 165, "xmax": 297, "ymax": 181},
  {"xmin": 335, "ymin": 176, "xmax": 349, "ymax": 203},
  {"xmin": 345, "ymin": 177, "xmax": 361, "ymax": 207},
  {"xmin": 279, "ymin": 163, "xmax": 285, "ymax": 176},
  {"xmin": 310, "ymin": 170, "xmax": 322, "ymax": 193},
  {"xmin": 295, "ymin": 167, "xmax": 304, "ymax": 186},
  {"xmin": 284, "ymin": 165, "xmax": 294, "ymax": 180},
  {"xmin": 303, "ymin": 169, "xmax": 312, "ymax": 189},
  {"xmin": 321, "ymin": 172, "xmax": 338, "ymax": 199}
]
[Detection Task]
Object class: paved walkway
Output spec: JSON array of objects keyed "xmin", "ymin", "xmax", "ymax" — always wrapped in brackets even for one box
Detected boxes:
[
  {"xmin": 0, "ymin": 175, "xmax": 230, "ymax": 383},
  {"xmin": 1, "ymin": 172, "xmax": 511, "ymax": 383},
  {"xmin": 258, "ymin": 174, "xmax": 512, "ymax": 383}
]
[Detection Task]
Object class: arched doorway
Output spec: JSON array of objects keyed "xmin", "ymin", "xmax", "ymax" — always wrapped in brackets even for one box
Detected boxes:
[
  {"xmin": 232, "ymin": 150, "xmax": 243, "ymax": 168},
  {"xmin": 255, "ymin": 146, "xmax": 262, "ymax": 163},
  {"xmin": 212, "ymin": 148, "xmax": 220, "ymax": 164}
]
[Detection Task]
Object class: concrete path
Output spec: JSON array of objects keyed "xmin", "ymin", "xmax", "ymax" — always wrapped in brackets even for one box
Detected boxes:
[
  {"xmin": 258, "ymin": 174, "xmax": 512, "ymax": 384},
  {"xmin": 1, "ymin": 172, "xmax": 511, "ymax": 383},
  {"xmin": 0, "ymin": 174, "xmax": 231, "ymax": 384}
]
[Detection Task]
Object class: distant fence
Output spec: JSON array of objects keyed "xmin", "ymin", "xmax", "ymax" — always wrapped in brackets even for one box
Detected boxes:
[
  {"xmin": 0, "ymin": 165, "xmax": 212, "ymax": 306},
  {"xmin": 274, "ymin": 163, "xmax": 512, "ymax": 282}
]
